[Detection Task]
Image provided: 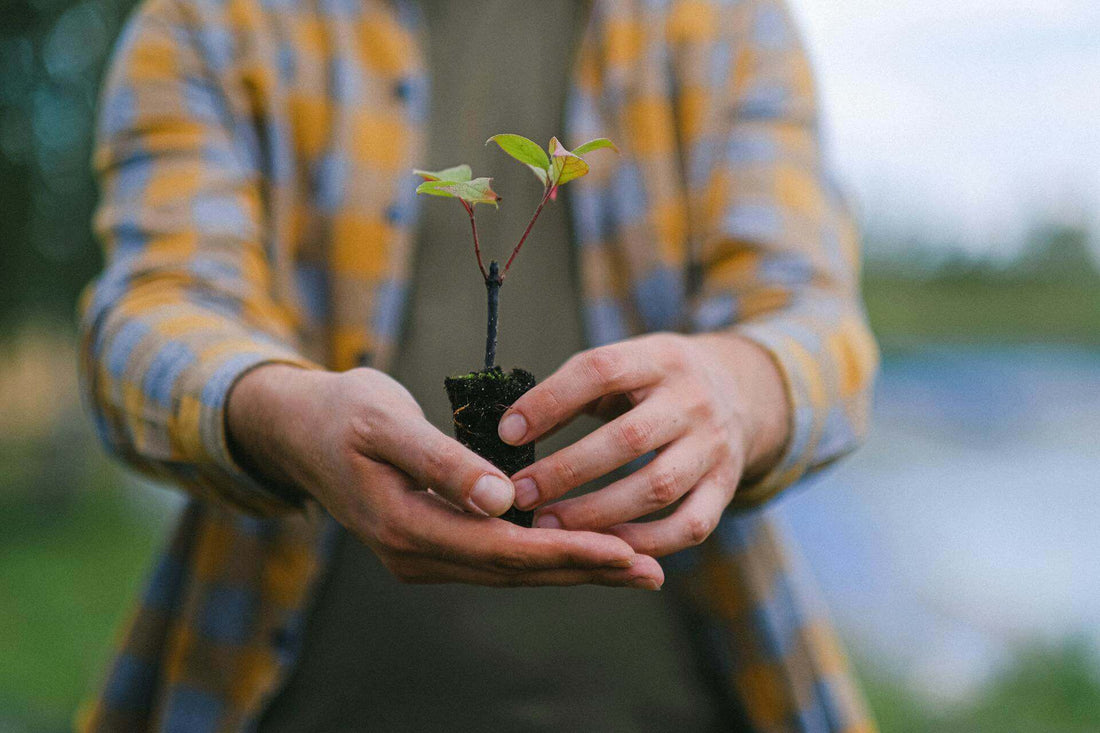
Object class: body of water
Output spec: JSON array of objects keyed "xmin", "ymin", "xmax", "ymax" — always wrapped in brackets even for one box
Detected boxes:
[{"xmin": 779, "ymin": 346, "xmax": 1100, "ymax": 700}]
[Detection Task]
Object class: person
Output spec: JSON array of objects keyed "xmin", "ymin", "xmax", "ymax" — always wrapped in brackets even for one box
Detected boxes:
[{"xmin": 77, "ymin": 0, "xmax": 879, "ymax": 730}]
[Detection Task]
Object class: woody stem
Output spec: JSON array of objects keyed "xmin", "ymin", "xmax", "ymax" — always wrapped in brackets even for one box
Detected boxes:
[
  {"xmin": 501, "ymin": 186, "xmax": 553, "ymax": 281},
  {"xmin": 464, "ymin": 201, "xmax": 488, "ymax": 281},
  {"xmin": 484, "ymin": 261, "xmax": 501, "ymax": 369}
]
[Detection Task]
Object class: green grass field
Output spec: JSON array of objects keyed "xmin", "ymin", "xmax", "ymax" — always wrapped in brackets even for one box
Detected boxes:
[
  {"xmin": 0, "ymin": 446, "xmax": 169, "ymax": 732},
  {"xmin": 864, "ymin": 274, "xmax": 1100, "ymax": 353},
  {"xmin": 864, "ymin": 224, "xmax": 1100, "ymax": 352}
]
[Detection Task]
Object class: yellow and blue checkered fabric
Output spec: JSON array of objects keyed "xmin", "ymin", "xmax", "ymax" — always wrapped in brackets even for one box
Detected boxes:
[{"xmin": 77, "ymin": 0, "xmax": 879, "ymax": 730}]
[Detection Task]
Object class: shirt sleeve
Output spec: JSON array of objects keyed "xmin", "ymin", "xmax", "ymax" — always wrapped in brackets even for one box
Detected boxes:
[
  {"xmin": 78, "ymin": 0, "xmax": 320, "ymax": 516},
  {"xmin": 679, "ymin": 0, "xmax": 880, "ymax": 507}
]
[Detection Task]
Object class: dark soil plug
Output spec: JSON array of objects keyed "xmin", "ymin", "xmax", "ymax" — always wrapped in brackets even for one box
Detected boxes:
[{"xmin": 444, "ymin": 367, "xmax": 536, "ymax": 527}]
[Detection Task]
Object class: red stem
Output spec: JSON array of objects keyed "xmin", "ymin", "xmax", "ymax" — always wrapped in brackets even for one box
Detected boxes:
[
  {"xmin": 501, "ymin": 186, "xmax": 553, "ymax": 281},
  {"xmin": 462, "ymin": 200, "xmax": 489, "ymax": 281}
]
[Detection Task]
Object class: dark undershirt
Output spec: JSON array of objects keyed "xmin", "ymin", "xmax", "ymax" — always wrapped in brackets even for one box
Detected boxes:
[{"xmin": 258, "ymin": 3, "xmax": 725, "ymax": 730}]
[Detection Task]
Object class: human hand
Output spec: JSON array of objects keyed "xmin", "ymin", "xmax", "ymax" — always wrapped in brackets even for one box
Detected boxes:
[
  {"xmin": 499, "ymin": 333, "xmax": 790, "ymax": 557},
  {"xmin": 227, "ymin": 364, "xmax": 663, "ymax": 588}
]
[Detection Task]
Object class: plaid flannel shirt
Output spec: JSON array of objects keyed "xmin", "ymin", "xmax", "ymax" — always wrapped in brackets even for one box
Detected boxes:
[{"xmin": 77, "ymin": 0, "xmax": 879, "ymax": 730}]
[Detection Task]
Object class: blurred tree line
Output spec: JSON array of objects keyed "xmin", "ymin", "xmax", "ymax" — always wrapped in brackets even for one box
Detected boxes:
[
  {"xmin": 863, "ymin": 222, "xmax": 1100, "ymax": 351},
  {"xmin": 0, "ymin": 0, "xmax": 138, "ymax": 334}
]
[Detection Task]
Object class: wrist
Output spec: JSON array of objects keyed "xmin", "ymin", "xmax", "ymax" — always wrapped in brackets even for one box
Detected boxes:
[
  {"xmin": 227, "ymin": 362, "xmax": 329, "ymax": 501},
  {"xmin": 693, "ymin": 333, "xmax": 791, "ymax": 479}
]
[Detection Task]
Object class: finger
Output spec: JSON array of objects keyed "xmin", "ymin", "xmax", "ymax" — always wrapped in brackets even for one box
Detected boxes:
[
  {"xmin": 517, "ymin": 393, "xmax": 631, "ymax": 446},
  {"xmin": 398, "ymin": 491, "xmax": 640, "ymax": 571},
  {"xmin": 536, "ymin": 438, "xmax": 713, "ymax": 529},
  {"xmin": 607, "ymin": 475, "xmax": 733, "ymax": 558},
  {"xmin": 371, "ymin": 417, "xmax": 515, "ymax": 517},
  {"xmin": 389, "ymin": 553, "xmax": 665, "ymax": 589},
  {"xmin": 512, "ymin": 393, "xmax": 686, "ymax": 509},
  {"xmin": 498, "ymin": 343, "xmax": 663, "ymax": 447}
]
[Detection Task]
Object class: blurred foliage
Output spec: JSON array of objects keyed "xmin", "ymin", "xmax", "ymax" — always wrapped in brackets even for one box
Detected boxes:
[
  {"xmin": 865, "ymin": 223, "xmax": 1100, "ymax": 353},
  {"xmin": 859, "ymin": 639, "xmax": 1100, "ymax": 733},
  {"xmin": 0, "ymin": 328, "xmax": 175, "ymax": 733},
  {"xmin": 0, "ymin": 0, "xmax": 139, "ymax": 335}
]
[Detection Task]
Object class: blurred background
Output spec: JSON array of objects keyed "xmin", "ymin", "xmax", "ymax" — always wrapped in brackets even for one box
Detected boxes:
[{"xmin": 1, "ymin": 0, "xmax": 1097, "ymax": 730}]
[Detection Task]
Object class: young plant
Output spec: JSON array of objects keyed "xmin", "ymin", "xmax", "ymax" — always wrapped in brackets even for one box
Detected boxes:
[
  {"xmin": 414, "ymin": 134, "xmax": 617, "ymax": 369},
  {"xmin": 414, "ymin": 133, "xmax": 617, "ymax": 526}
]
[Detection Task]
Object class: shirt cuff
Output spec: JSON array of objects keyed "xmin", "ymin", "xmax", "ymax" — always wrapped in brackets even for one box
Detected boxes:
[
  {"xmin": 727, "ymin": 321, "xmax": 821, "ymax": 508},
  {"xmin": 175, "ymin": 342, "xmax": 322, "ymax": 515}
]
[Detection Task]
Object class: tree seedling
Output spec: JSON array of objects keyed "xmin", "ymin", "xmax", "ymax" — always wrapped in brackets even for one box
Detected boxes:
[{"xmin": 414, "ymin": 133, "xmax": 617, "ymax": 526}]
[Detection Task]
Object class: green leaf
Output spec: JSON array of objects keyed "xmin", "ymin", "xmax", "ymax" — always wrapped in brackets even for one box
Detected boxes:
[
  {"xmin": 547, "ymin": 137, "xmax": 590, "ymax": 187},
  {"xmin": 486, "ymin": 134, "xmax": 551, "ymax": 170},
  {"xmin": 573, "ymin": 138, "xmax": 618, "ymax": 156},
  {"xmin": 413, "ymin": 164, "xmax": 473, "ymax": 182},
  {"xmin": 529, "ymin": 166, "xmax": 550, "ymax": 187},
  {"xmin": 487, "ymin": 134, "xmax": 552, "ymax": 186},
  {"xmin": 415, "ymin": 177, "xmax": 501, "ymax": 207}
]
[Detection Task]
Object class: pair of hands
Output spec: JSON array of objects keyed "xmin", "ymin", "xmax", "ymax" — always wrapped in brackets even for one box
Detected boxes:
[{"xmin": 228, "ymin": 332, "xmax": 789, "ymax": 591}]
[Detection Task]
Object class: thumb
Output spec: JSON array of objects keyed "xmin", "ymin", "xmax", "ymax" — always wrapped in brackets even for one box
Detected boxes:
[{"xmin": 373, "ymin": 418, "xmax": 515, "ymax": 517}]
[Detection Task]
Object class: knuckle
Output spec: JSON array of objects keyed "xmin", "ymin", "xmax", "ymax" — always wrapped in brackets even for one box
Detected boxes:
[
  {"xmin": 585, "ymin": 349, "xmax": 625, "ymax": 387},
  {"xmin": 709, "ymin": 460, "xmax": 740, "ymax": 492},
  {"xmin": 426, "ymin": 439, "xmax": 457, "ymax": 474},
  {"xmin": 372, "ymin": 515, "xmax": 416, "ymax": 556},
  {"xmin": 618, "ymin": 418, "xmax": 655, "ymax": 455},
  {"xmin": 686, "ymin": 391, "xmax": 716, "ymax": 422},
  {"xmin": 549, "ymin": 457, "xmax": 581, "ymax": 492},
  {"xmin": 648, "ymin": 466, "xmax": 682, "ymax": 506},
  {"xmin": 711, "ymin": 429, "xmax": 735, "ymax": 463},
  {"xmin": 429, "ymin": 443, "xmax": 470, "ymax": 495},
  {"xmin": 534, "ymin": 384, "xmax": 567, "ymax": 424},
  {"xmin": 684, "ymin": 512, "xmax": 717, "ymax": 547},
  {"xmin": 346, "ymin": 413, "xmax": 379, "ymax": 456}
]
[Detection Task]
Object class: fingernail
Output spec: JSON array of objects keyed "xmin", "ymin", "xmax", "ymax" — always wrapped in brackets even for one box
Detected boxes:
[
  {"xmin": 629, "ymin": 577, "xmax": 662, "ymax": 591},
  {"xmin": 534, "ymin": 513, "xmax": 561, "ymax": 530},
  {"xmin": 608, "ymin": 556, "xmax": 635, "ymax": 569},
  {"xmin": 513, "ymin": 477, "xmax": 539, "ymax": 509},
  {"xmin": 498, "ymin": 413, "xmax": 527, "ymax": 444},
  {"xmin": 470, "ymin": 474, "xmax": 514, "ymax": 517}
]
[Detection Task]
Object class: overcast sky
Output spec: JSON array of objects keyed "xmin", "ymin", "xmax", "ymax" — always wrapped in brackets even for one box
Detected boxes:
[{"xmin": 788, "ymin": 0, "xmax": 1100, "ymax": 257}]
